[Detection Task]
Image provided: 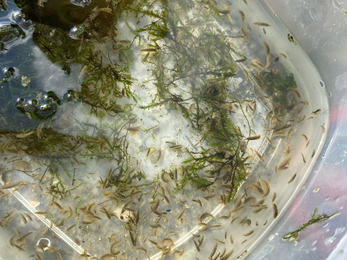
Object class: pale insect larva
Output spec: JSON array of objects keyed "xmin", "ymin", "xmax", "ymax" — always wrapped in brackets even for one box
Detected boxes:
[
  {"xmin": 246, "ymin": 22, "xmax": 252, "ymax": 31},
  {"xmin": 288, "ymin": 173, "xmax": 297, "ymax": 184},
  {"xmin": 230, "ymin": 216, "xmax": 240, "ymax": 225},
  {"xmin": 321, "ymin": 125, "xmax": 326, "ymax": 133},
  {"xmin": 199, "ymin": 212, "xmax": 215, "ymax": 222},
  {"xmin": 136, "ymin": 247, "xmax": 147, "ymax": 256},
  {"xmin": 301, "ymin": 134, "xmax": 309, "ymax": 142},
  {"xmin": 1, "ymin": 181, "xmax": 22, "ymax": 189},
  {"xmin": 67, "ymin": 224, "xmax": 76, "ymax": 231},
  {"xmin": 246, "ymin": 135, "xmax": 260, "ymax": 140},
  {"xmin": 230, "ymin": 234, "xmax": 234, "ymax": 244},
  {"xmin": 241, "ymin": 239, "xmax": 248, "ymax": 244},
  {"xmin": 240, "ymin": 27, "xmax": 249, "ymax": 43},
  {"xmin": 261, "ymin": 40, "xmax": 270, "ymax": 54},
  {"xmin": 140, "ymin": 48, "xmax": 157, "ymax": 52},
  {"xmin": 273, "ymin": 204, "xmax": 278, "ymax": 218},
  {"xmin": 311, "ymin": 109, "xmax": 321, "ymax": 115},
  {"xmin": 176, "ymin": 207, "xmax": 186, "ymax": 220},
  {"xmin": 203, "ymin": 193, "xmax": 217, "ymax": 201},
  {"xmin": 57, "ymin": 252, "xmax": 62, "ymax": 260},
  {"xmin": 311, "ymin": 149, "xmax": 316, "ymax": 158},
  {"xmin": 280, "ymin": 53, "xmax": 287, "ymax": 58},
  {"xmin": 161, "ymin": 172, "xmax": 171, "ymax": 183},
  {"xmin": 272, "ymin": 192, "xmax": 277, "ymax": 202},
  {"xmin": 297, "ymin": 114, "xmax": 306, "ymax": 123},
  {"xmin": 268, "ymin": 146, "xmax": 276, "ymax": 154},
  {"xmin": 34, "ymin": 211, "xmax": 49, "ymax": 215},
  {"xmin": 16, "ymin": 231, "xmax": 33, "ymax": 243},
  {"xmin": 215, "ymin": 239, "xmax": 225, "ymax": 244},
  {"xmin": 243, "ymin": 230, "xmax": 254, "ymax": 236},
  {"xmin": 254, "ymin": 22, "xmax": 271, "ymax": 27},
  {"xmin": 289, "ymin": 87, "xmax": 301, "ymax": 98},
  {"xmin": 252, "ymin": 59, "xmax": 266, "ymax": 69},
  {"xmin": 20, "ymin": 213, "xmax": 27, "ymax": 224},
  {"xmin": 263, "ymin": 28, "xmax": 266, "ymax": 34},
  {"xmin": 192, "ymin": 199, "xmax": 202, "ymax": 207},
  {"xmin": 249, "ymin": 62, "xmax": 261, "ymax": 73},
  {"xmin": 239, "ymin": 10, "xmax": 245, "ymax": 23},
  {"xmin": 264, "ymin": 220, "xmax": 268, "ymax": 226},
  {"xmin": 255, "ymin": 150, "xmax": 264, "ymax": 162},
  {"xmin": 209, "ymin": 242, "xmax": 218, "ymax": 259},
  {"xmin": 169, "ymin": 144, "xmax": 182, "ymax": 150},
  {"xmin": 265, "ymin": 55, "xmax": 271, "ymax": 68},
  {"xmin": 191, "ymin": 232, "xmax": 200, "ymax": 238},
  {"xmin": 287, "ymin": 127, "xmax": 295, "ymax": 142},
  {"xmin": 242, "ymin": 68, "xmax": 250, "ymax": 81},
  {"xmin": 284, "ymin": 142, "xmax": 291, "ymax": 155},
  {"xmin": 194, "ymin": 240, "xmax": 200, "ymax": 252},
  {"xmin": 301, "ymin": 153, "xmax": 306, "ymax": 163},
  {"xmin": 220, "ymin": 250, "xmax": 235, "ymax": 260},
  {"xmin": 220, "ymin": 248, "xmax": 227, "ymax": 258}
]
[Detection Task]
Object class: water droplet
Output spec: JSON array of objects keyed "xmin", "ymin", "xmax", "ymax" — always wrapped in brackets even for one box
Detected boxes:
[
  {"xmin": 319, "ymin": 80, "xmax": 325, "ymax": 88},
  {"xmin": 325, "ymin": 196, "xmax": 330, "ymax": 201}
]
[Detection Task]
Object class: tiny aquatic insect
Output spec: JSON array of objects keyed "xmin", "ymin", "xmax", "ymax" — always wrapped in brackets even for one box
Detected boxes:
[
  {"xmin": 297, "ymin": 115, "xmax": 306, "ymax": 123},
  {"xmin": 209, "ymin": 242, "xmax": 218, "ymax": 258},
  {"xmin": 252, "ymin": 59, "xmax": 266, "ymax": 69},
  {"xmin": 240, "ymin": 27, "xmax": 249, "ymax": 43},
  {"xmin": 254, "ymin": 22, "xmax": 271, "ymax": 27},
  {"xmin": 311, "ymin": 109, "xmax": 321, "ymax": 115},
  {"xmin": 34, "ymin": 210, "xmax": 49, "ymax": 215},
  {"xmin": 199, "ymin": 212, "xmax": 215, "ymax": 222},
  {"xmin": 1, "ymin": 181, "xmax": 22, "ymax": 189},
  {"xmin": 243, "ymin": 230, "xmax": 254, "ymax": 236},
  {"xmin": 169, "ymin": 144, "xmax": 182, "ymax": 150},
  {"xmin": 220, "ymin": 249, "xmax": 235, "ymax": 260},
  {"xmin": 301, "ymin": 134, "xmax": 309, "ymax": 143},
  {"xmin": 161, "ymin": 172, "xmax": 171, "ymax": 183},
  {"xmin": 288, "ymin": 173, "xmax": 297, "ymax": 184},
  {"xmin": 246, "ymin": 135, "xmax": 260, "ymax": 140},
  {"xmin": 242, "ymin": 69, "xmax": 250, "ymax": 81},
  {"xmin": 301, "ymin": 153, "xmax": 306, "ymax": 163},
  {"xmin": 239, "ymin": 10, "xmax": 245, "ymax": 23},
  {"xmin": 273, "ymin": 204, "xmax": 278, "ymax": 218},
  {"xmin": 140, "ymin": 48, "xmax": 157, "ymax": 52},
  {"xmin": 176, "ymin": 208, "xmax": 185, "ymax": 220},
  {"xmin": 265, "ymin": 55, "xmax": 271, "ymax": 68},
  {"xmin": 272, "ymin": 192, "xmax": 277, "ymax": 202},
  {"xmin": 255, "ymin": 150, "xmax": 264, "ymax": 162},
  {"xmin": 279, "ymin": 53, "xmax": 287, "ymax": 58}
]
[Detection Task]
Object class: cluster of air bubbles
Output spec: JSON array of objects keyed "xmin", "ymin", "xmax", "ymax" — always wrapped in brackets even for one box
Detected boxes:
[
  {"xmin": 70, "ymin": 0, "xmax": 91, "ymax": 7},
  {"xmin": 15, "ymin": 90, "xmax": 76, "ymax": 121},
  {"xmin": 69, "ymin": 25, "xmax": 85, "ymax": 40},
  {"xmin": 2, "ymin": 67, "xmax": 17, "ymax": 83}
]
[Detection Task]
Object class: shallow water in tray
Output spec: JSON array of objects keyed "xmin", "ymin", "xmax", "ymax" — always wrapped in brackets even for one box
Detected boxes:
[{"xmin": 0, "ymin": 0, "xmax": 328, "ymax": 259}]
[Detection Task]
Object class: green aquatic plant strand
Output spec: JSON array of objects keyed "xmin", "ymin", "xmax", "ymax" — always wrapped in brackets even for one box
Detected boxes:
[{"xmin": 283, "ymin": 207, "xmax": 339, "ymax": 243}]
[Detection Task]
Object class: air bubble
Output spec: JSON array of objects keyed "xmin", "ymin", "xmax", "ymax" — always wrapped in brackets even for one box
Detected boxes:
[
  {"xmin": 70, "ymin": 0, "xmax": 91, "ymax": 7},
  {"xmin": 12, "ymin": 11, "xmax": 24, "ymax": 21},
  {"xmin": 319, "ymin": 80, "xmax": 325, "ymax": 88},
  {"xmin": 69, "ymin": 25, "xmax": 85, "ymax": 40}
]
